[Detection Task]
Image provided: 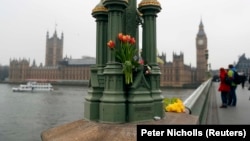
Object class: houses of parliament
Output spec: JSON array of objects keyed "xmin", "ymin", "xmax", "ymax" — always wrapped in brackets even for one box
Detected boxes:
[{"xmin": 8, "ymin": 21, "xmax": 209, "ymax": 88}]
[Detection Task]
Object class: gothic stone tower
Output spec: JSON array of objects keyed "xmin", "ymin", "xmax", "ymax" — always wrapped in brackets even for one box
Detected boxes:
[
  {"xmin": 45, "ymin": 30, "xmax": 64, "ymax": 66},
  {"xmin": 9, "ymin": 59, "xmax": 30, "ymax": 82},
  {"xmin": 172, "ymin": 52, "xmax": 184, "ymax": 86},
  {"xmin": 196, "ymin": 20, "xmax": 208, "ymax": 82}
]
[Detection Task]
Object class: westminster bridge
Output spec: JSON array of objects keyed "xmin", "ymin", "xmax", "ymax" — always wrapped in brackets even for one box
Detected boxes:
[{"xmin": 41, "ymin": 78, "xmax": 250, "ymax": 140}]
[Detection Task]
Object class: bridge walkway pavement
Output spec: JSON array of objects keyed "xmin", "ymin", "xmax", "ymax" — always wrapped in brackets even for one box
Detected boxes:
[{"xmin": 207, "ymin": 82, "xmax": 250, "ymax": 124}]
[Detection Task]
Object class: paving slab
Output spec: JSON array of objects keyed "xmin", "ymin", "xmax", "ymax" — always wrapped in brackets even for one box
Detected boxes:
[
  {"xmin": 212, "ymin": 82, "xmax": 250, "ymax": 124},
  {"xmin": 41, "ymin": 112, "xmax": 198, "ymax": 141}
]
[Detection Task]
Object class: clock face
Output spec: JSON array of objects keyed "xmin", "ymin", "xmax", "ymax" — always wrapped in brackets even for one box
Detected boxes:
[{"xmin": 198, "ymin": 39, "xmax": 204, "ymax": 45}]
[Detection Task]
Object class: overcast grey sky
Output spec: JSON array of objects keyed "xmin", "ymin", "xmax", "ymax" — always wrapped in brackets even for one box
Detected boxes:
[{"xmin": 1, "ymin": 0, "xmax": 250, "ymax": 70}]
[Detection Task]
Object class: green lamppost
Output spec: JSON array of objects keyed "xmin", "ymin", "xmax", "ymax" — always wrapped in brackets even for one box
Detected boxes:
[
  {"xmin": 84, "ymin": 0, "xmax": 108, "ymax": 121},
  {"xmin": 138, "ymin": 0, "xmax": 164, "ymax": 119},
  {"xmin": 99, "ymin": 0, "xmax": 128, "ymax": 123},
  {"xmin": 84, "ymin": 0, "xmax": 164, "ymax": 123}
]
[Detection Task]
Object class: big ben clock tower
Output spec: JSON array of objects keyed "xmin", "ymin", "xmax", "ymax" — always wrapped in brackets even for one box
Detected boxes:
[{"xmin": 196, "ymin": 20, "xmax": 208, "ymax": 82}]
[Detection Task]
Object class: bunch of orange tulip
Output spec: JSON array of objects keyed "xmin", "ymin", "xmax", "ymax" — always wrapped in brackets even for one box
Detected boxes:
[{"xmin": 107, "ymin": 33, "xmax": 139, "ymax": 84}]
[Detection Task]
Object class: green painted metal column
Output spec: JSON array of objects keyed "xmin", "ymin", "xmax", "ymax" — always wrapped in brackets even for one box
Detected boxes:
[
  {"xmin": 123, "ymin": 0, "xmax": 153, "ymax": 123},
  {"xmin": 138, "ymin": 0, "xmax": 164, "ymax": 118},
  {"xmin": 85, "ymin": 0, "xmax": 164, "ymax": 123},
  {"xmin": 84, "ymin": 1, "xmax": 108, "ymax": 121},
  {"xmin": 124, "ymin": 0, "xmax": 137, "ymax": 39},
  {"xmin": 127, "ymin": 67, "xmax": 155, "ymax": 122},
  {"xmin": 124, "ymin": 0, "xmax": 141, "ymax": 63},
  {"xmin": 99, "ymin": 0, "xmax": 128, "ymax": 123}
]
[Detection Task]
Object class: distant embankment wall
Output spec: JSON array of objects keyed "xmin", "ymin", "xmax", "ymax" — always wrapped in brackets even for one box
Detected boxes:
[{"xmin": 6, "ymin": 80, "xmax": 89, "ymax": 86}]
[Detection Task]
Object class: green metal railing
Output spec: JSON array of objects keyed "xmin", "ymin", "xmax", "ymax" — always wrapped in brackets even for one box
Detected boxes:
[{"xmin": 183, "ymin": 78, "xmax": 212, "ymax": 124}]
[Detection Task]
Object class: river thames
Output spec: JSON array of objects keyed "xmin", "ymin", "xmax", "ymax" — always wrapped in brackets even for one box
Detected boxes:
[{"xmin": 0, "ymin": 83, "xmax": 195, "ymax": 141}]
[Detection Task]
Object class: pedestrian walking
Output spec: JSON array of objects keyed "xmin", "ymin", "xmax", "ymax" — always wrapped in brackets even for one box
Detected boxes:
[
  {"xmin": 241, "ymin": 73, "xmax": 246, "ymax": 89},
  {"xmin": 248, "ymin": 75, "xmax": 250, "ymax": 90},
  {"xmin": 218, "ymin": 67, "xmax": 231, "ymax": 108},
  {"xmin": 248, "ymin": 75, "xmax": 250, "ymax": 84},
  {"xmin": 227, "ymin": 64, "xmax": 238, "ymax": 106}
]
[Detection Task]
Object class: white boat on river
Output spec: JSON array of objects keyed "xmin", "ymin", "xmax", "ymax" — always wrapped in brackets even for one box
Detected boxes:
[{"xmin": 12, "ymin": 81, "xmax": 54, "ymax": 92}]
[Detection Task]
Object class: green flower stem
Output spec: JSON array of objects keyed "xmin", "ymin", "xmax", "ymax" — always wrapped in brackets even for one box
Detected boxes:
[
  {"xmin": 114, "ymin": 36, "xmax": 139, "ymax": 84},
  {"xmin": 123, "ymin": 60, "xmax": 133, "ymax": 84}
]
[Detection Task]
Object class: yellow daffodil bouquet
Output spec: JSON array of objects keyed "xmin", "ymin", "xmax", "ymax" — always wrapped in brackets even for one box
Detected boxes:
[
  {"xmin": 107, "ymin": 33, "xmax": 140, "ymax": 85},
  {"xmin": 163, "ymin": 97, "xmax": 185, "ymax": 113}
]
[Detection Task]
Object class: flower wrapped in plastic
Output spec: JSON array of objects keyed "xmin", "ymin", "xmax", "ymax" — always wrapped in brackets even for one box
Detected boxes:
[{"xmin": 107, "ymin": 33, "xmax": 140, "ymax": 84}]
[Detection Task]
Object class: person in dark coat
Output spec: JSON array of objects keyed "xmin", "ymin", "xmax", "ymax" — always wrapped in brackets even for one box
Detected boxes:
[
  {"xmin": 248, "ymin": 75, "xmax": 250, "ymax": 90},
  {"xmin": 241, "ymin": 73, "xmax": 246, "ymax": 89},
  {"xmin": 218, "ymin": 67, "xmax": 231, "ymax": 108},
  {"xmin": 227, "ymin": 64, "xmax": 238, "ymax": 106}
]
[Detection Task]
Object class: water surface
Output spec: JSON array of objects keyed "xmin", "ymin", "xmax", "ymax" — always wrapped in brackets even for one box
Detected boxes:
[{"xmin": 0, "ymin": 83, "xmax": 194, "ymax": 141}]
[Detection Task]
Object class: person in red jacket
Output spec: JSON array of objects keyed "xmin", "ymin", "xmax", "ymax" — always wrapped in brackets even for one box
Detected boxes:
[{"xmin": 218, "ymin": 67, "xmax": 231, "ymax": 108}]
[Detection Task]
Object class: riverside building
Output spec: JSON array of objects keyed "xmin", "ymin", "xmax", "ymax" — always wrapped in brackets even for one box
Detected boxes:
[{"xmin": 9, "ymin": 21, "xmax": 209, "ymax": 88}]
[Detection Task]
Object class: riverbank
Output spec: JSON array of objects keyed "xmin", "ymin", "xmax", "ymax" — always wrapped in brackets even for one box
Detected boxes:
[
  {"xmin": 3, "ymin": 80, "xmax": 89, "ymax": 86},
  {"xmin": 2, "ymin": 80, "xmax": 199, "ymax": 89}
]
